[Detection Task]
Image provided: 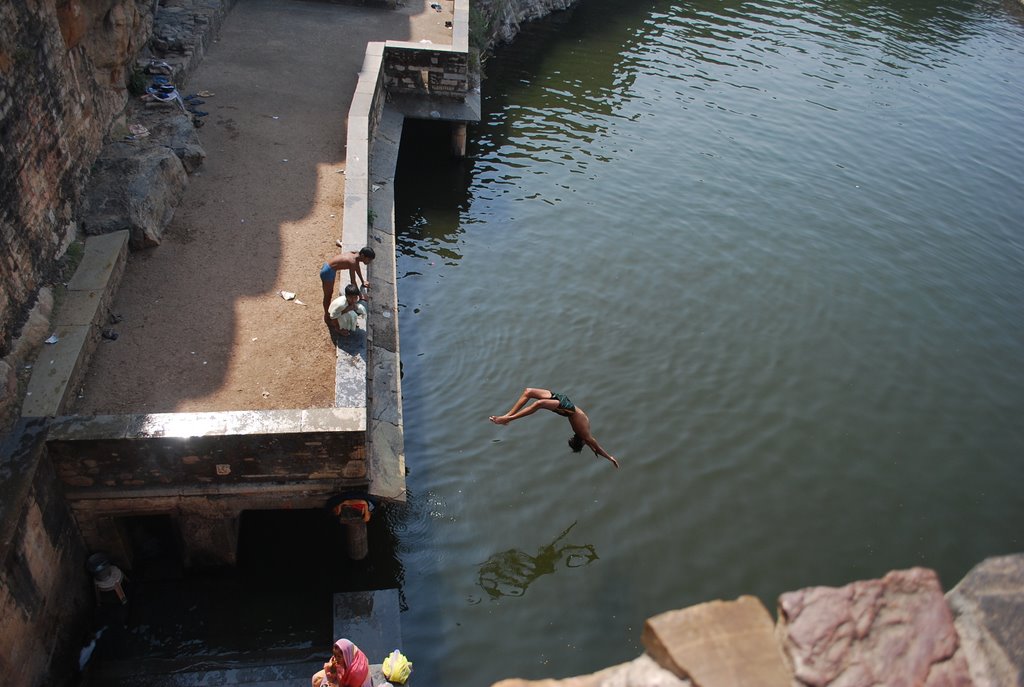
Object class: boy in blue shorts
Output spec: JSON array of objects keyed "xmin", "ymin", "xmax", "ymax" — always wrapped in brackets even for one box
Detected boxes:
[{"xmin": 320, "ymin": 247, "xmax": 374, "ymax": 331}]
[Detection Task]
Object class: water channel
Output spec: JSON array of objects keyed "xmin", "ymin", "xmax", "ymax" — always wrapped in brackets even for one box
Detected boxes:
[{"xmin": 391, "ymin": 0, "xmax": 1024, "ymax": 684}]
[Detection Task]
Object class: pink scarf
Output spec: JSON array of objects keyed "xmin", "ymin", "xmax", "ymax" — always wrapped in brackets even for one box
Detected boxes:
[{"xmin": 332, "ymin": 639, "xmax": 369, "ymax": 687}]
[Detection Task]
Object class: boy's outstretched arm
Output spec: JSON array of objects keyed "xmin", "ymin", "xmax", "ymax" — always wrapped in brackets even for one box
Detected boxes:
[{"xmin": 585, "ymin": 437, "xmax": 619, "ymax": 468}]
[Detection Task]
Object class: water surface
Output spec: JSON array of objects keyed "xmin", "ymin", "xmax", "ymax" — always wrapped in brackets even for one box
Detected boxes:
[{"xmin": 392, "ymin": 0, "xmax": 1024, "ymax": 683}]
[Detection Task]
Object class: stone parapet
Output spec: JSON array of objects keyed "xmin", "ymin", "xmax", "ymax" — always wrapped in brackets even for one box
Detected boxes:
[
  {"xmin": 343, "ymin": 0, "xmax": 480, "ymax": 504},
  {"xmin": 46, "ymin": 408, "xmax": 367, "ymax": 495}
]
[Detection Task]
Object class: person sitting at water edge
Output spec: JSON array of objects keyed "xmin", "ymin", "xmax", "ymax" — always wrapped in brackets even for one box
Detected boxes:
[
  {"xmin": 328, "ymin": 284, "xmax": 366, "ymax": 336},
  {"xmin": 320, "ymin": 246, "xmax": 374, "ymax": 331},
  {"xmin": 489, "ymin": 387, "xmax": 619, "ymax": 468},
  {"xmin": 311, "ymin": 638, "xmax": 371, "ymax": 687}
]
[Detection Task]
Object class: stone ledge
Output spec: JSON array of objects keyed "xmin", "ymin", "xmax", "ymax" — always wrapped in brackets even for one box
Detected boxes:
[
  {"xmin": 22, "ymin": 231, "xmax": 129, "ymax": 418},
  {"xmin": 644, "ymin": 596, "xmax": 791, "ymax": 687},
  {"xmin": 48, "ymin": 408, "xmax": 366, "ymax": 441}
]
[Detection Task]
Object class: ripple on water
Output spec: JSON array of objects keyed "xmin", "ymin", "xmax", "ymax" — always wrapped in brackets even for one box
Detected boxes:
[{"xmin": 394, "ymin": 0, "xmax": 1024, "ymax": 682}]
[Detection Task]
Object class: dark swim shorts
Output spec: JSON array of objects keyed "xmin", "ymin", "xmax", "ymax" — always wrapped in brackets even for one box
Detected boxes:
[
  {"xmin": 550, "ymin": 392, "xmax": 576, "ymax": 414},
  {"xmin": 320, "ymin": 262, "xmax": 337, "ymax": 282}
]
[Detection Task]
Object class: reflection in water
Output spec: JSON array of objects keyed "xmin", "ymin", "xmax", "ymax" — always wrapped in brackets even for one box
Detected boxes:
[
  {"xmin": 477, "ymin": 522, "xmax": 598, "ymax": 600},
  {"xmin": 395, "ymin": 120, "xmax": 473, "ymax": 267}
]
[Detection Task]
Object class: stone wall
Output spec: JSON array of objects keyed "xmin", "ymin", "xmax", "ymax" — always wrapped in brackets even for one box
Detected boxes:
[
  {"xmin": 384, "ymin": 44, "xmax": 471, "ymax": 99},
  {"xmin": 0, "ymin": 0, "xmax": 152, "ymax": 356},
  {"xmin": 473, "ymin": 0, "xmax": 582, "ymax": 50},
  {"xmin": 46, "ymin": 409, "xmax": 369, "ymax": 494},
  {"xmin": 0, "ymin": 418, "xmax": 93, "ymax": 687}
]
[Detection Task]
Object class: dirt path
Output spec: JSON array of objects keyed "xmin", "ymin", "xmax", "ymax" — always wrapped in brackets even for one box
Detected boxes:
[{"xmin": 74, "ymin": 0, "xmax": 452, "ymax": 415}]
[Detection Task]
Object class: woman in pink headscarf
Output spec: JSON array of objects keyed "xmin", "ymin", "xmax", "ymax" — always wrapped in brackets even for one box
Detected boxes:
[{"xmin": 311, "ymin": 638, "xmax": 371, "ymax": 687}]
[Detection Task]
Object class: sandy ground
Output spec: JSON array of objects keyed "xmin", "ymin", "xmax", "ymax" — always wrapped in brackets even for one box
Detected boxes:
[{"xmin": 74, "ymin": 0, "xmax": 452, "ymax": 415}]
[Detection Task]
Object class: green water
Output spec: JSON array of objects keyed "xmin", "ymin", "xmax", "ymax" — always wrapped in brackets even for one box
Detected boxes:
[{"xmin": 392, "ymin": 0, "xmax": 1024, "ymax": 684}]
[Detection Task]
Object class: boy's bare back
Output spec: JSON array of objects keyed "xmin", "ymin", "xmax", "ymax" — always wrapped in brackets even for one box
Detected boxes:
[{"xmin": 327, "ymin": 252, "xmax": 359, "ymax": 270}]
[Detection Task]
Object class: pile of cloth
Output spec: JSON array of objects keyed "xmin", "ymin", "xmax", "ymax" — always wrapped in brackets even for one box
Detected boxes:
[{"xmin": 139, "ymin": 60, "xmax": 208, "ymax": 119}]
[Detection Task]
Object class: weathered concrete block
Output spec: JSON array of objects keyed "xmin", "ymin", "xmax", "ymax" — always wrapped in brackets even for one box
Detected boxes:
[{"xmin": 643, "ymin": 595, "xmax": 791, "ymax": 687}]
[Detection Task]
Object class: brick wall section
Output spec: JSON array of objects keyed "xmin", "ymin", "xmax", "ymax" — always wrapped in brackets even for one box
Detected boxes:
[
  {"xmin": 0, "ymin": 419, "xmax": 92, "ymax": 687},
  {"xmin": 384, "ymin": 45, "xmax": 470, "ymax": 99},
  {"xmin": 0, "ymin": 0, "xmax": 151, "ymax": 355},
  {"xmin": 46, "ymin": 409, "xmax": 368, "ymax": 496}
]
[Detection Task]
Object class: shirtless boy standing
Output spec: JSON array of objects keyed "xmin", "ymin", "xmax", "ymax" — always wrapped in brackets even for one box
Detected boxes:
[{"xmin": 320, "ymin": 247, "xmax": 374, "ymax": 331}]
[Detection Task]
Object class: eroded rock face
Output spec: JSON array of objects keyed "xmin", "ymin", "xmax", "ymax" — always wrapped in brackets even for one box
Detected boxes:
[
  {"xmin": 135, "ymin": 107, "xmax": 207, "ymax": 173},
  {"xmin": 0, "ymin": 0, "xmax": 152, "ymax": 348},
  {"xmin": 946, "ymin": 554, "xmax": 1024, "ymax": 687},
  {"xmin": 475, "ymin": 0, "xmax": 582, "ymax": 48},
  {"xmin": 777, "ymin": 567, "xmax": 972, "ymax": 687}
]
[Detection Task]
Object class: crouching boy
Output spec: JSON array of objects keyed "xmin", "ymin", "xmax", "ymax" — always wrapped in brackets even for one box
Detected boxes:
[{"xmin": 328, "ymin": 284, "xmax": 366, "ymax": 336}]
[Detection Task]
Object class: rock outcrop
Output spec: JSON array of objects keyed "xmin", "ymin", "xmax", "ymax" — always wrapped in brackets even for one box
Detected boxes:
[
  {"xmin": 490, "ymin": 558, "xmax": 1024, "ymax": 687},
  {"xmin": 777, "ymin": 567, "xmax": 972, "ymax": 687},
  {"xmin": 79, "ymin": 142, "xmax": 189, "ymax": 249},
  {"xmin": 947, "ymin": 554, "xmax": 1024, "ymax": 687}
]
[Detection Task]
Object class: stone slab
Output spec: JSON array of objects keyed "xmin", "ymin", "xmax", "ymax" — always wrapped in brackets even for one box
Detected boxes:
[
  {"xmin": 334, "ymin": 327, "xmax": 367, "ymax": 409},
  {"xmin": 21, "ymin": 324, "xmax": 92, "ymax": 418},
  {"xmin": 365, "ymin": 105, "xmax": 405, "ymax": 503},
  {"xmin": 332, "ymin": 589, "xmax": 402, "ymax": 666},
  {"xmin": 66, "ymin": 230, "xmax": 129, "ymax": 292},
  {"xmin": 301, "ymin": 407, "xmax": 365, "ymax": 433},
  {"xmin": 53, "ymin": 289, "xmax": 104, "ymax": 327},
  {"xmin": 48, "ymin": 413, "xmax": 134, "ymax": 440},
  {"xmin": 22, "ymin": 230, "xmax": 128, "ymax": 418},
  {"xmin": 642, "ymin": 595, "xmax": 791, "ymax": 687}
]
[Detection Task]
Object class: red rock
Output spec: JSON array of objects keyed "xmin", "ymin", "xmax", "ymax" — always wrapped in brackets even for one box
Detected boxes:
[{"xmin": 777, "ymin": 567, "xmax": 973, "ymax": 687}]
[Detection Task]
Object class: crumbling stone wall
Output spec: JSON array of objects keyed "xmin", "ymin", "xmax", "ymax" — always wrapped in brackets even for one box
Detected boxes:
[
  {"xmin": 0, "ymin": 0, "xmax": 152, "ymax": 355},
  {"xmin": 0, "ymin": 419, "xmax": 93, "ymax": 687},
  {"xmin": 473, "ymin": 0, "xmax": 581, "ymax": 50}
]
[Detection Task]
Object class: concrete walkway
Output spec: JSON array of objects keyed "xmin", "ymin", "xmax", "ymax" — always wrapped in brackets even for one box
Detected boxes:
[{"xmin": 73, "ymin": 0, "xmax": 453, "ymax": 416}]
